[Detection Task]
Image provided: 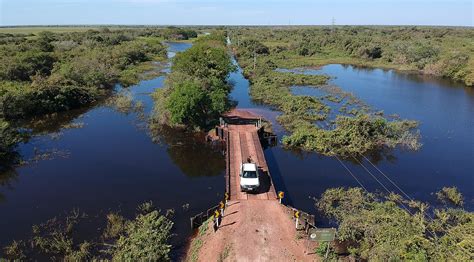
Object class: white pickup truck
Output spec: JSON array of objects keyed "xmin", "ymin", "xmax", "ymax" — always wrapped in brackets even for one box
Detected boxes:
[{"xmin": 240, "ymin": 162, "xmax": 260, "ymax": 192}]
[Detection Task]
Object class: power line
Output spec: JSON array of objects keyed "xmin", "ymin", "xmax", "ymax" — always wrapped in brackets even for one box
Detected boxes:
[
  {"xmin": 335, "ymin": 156, "xmax": 368, "ymax": 192},
  {"xmin": 355, "ymin": 154, "xmax": 470, "ymax": 258},
  {"xmin": 360, "ymin": 154, "xmax": 414, "ymax": 202},
  {"xmin": 351, "ymin": 156, "xmax": 392, "ymax": 194}
]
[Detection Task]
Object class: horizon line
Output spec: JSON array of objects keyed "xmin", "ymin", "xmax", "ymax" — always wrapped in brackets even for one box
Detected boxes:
[{"xmin": 1, "ymin": 24, "xmax": 473, "ymax": 28}]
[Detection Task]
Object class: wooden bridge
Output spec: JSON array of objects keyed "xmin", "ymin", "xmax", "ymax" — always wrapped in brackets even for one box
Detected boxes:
[{"xmin": 219, "ymin": 109, "xmax": 277, "ymax": 201}]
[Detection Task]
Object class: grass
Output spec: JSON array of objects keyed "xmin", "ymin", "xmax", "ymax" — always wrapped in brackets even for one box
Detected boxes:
[
  {"xmin": 217, "ymin": 244, "xmax": 232, "ymax": 262},
  {"xmin": 187, "ymin": 217, "xmax": 211, "ymax": 262}
]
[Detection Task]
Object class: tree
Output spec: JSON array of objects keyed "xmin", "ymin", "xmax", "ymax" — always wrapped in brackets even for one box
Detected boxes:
[
  {"xmin": 166, "ymin": 80, "xmax": 208, "ymax": 128},
  {"xmin": 172, "ymin": 43, "xmax": 235, "ymax": 81},
  {"xmin": 156, "ymin": 32, "xmax": 235, "ymax": 130}
]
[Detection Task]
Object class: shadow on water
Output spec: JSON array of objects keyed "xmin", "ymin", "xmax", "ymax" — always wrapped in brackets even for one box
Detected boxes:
[{"xmin": 150, "ymin": 126, "xmax": 225, "ymax": 178}]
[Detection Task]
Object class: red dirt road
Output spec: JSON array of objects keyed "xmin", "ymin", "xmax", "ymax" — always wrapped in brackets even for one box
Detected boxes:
[
  {"xmin": 187, "ymin": 110, "xmax": 316, "ymax": 261},
  {"xmin": 189, "ymin": 200, "xmax": 315, "ymax": 262}
]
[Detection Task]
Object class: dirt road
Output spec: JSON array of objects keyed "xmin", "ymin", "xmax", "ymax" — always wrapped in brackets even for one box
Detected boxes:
[{"xmin": 187, "ymin": 200, "xmax": 316, "ymax": 262}]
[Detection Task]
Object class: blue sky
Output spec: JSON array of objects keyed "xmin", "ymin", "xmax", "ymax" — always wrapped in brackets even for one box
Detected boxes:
[{"xmin": 1, "ymin": 0, "xmax": 472, "ymax": 26}]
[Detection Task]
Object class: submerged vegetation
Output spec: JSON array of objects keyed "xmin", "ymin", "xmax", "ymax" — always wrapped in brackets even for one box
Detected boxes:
[
  {"xmin": 2, "ymin": 202, "xmax": 174, "ymax": 261},
  {"xmin": 282, "ymin": 114, "xmax": 421, "ymax": 156},
  {"xmin": 152, "ymin": 31, "xmax": 235, "ymax": 130},
  {"xmin": 316, "ymin": 187, "xmax": 473, "ymax": 261},
  {"xmin": 437, "ymin": 186, "xmax": 464, "ymax": 207},
  {"xmin": 230, "ymin": 29, "xmax": 422, "ymax": 156}
]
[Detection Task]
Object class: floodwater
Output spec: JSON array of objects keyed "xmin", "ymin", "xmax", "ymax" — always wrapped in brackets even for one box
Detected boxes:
[
  {"xmin": 1, "ymin": 47, "xmax": 473, "ymax": 258},
  {"xmin": 0, "ymin": 42, "xmax": 225, "ymax": 257},
  {"xmin": 250, "ymin": 65, "xmax": 474, "ymax": 216}
]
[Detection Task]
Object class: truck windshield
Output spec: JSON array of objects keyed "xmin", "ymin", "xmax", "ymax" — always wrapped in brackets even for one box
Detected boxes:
[{"xmin": 242, "ymin": 171, "xmax": 257, "ymax": 178}]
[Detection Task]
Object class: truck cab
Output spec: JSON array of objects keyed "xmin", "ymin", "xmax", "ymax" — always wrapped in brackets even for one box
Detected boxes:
[{"xmin": 240, "ymin": 162, "xmax": 260, "ymax": 192}]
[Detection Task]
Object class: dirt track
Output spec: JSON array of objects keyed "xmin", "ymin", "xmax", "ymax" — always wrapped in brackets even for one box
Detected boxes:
[{"xmin": 188, "ymin": 200, "xmax": 316, "ymax": 262}]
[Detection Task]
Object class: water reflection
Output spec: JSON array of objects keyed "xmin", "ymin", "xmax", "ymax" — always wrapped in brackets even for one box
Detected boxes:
[
  {"xmin": 150, "ymin": 126, "xmax": 225, "ymax": 178},
  {"xmin": 0, "ymin": 169, "xmax": 18, "ymax": 203}
]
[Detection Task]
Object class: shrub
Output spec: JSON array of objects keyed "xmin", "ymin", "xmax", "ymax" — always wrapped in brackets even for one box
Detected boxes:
[
  {"xmin": 436, "ymin": 187, "xmax": 464, "ymax": 206},
  {"xmin": 112, "ymin": 210, "xmax": 173, "ymax": 261},
  {"xmin": 316, "ymin": 187, "xmax": 473, "ymax": 261}
]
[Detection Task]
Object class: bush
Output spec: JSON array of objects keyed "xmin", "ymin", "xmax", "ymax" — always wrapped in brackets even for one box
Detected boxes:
[
  {"xmin": 1, "ymin": 203, "xmax": 174, "ymax": 260},
  {"xmin": 316, "ymin": 187, "xmax": 473, "ymax": 261},
  {"xmin": 281, "ymin": 114, "xmax": 420, "ymax": 156},
  {"xmin": 358, "ymin": 45, "xmax": 382, "ymax": 59},
  {"xmin": 436, "ymin": 186, "xmax": 464, "ymax": 206},
  {"xmin": 0, "ymin": 29, "xmax": 168, "ymax": 120},
  {"xmin": 112, "ymin": 210, "xmax": 173, "ymax": 261},
  {"xmin": 0, "ymin": 50, "xmax": 55, "ymax": 81}
]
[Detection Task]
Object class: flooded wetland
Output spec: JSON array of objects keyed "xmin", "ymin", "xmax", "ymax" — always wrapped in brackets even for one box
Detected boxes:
[{"xmin": 1, "ymin": 29, "xmax": 473, "ymax": 260}]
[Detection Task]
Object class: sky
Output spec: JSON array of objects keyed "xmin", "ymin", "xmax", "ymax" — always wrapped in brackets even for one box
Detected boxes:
[{"xmin": 0, "ymin": 0, "xmax": 473, "ymax": 26}]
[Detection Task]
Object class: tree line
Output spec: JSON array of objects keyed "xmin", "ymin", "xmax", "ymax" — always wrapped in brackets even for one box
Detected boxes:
[{"xmin": 230, "ymin": 26, "xmax": 474, "ymax": 86}]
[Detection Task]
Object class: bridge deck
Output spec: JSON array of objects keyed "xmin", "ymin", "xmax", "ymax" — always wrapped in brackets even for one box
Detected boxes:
[{"xmin": 225, "ymin": 122, "xmax": 277, "ymax": 201}]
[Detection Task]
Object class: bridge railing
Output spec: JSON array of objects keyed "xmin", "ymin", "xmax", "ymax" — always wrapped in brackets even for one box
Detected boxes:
[
  {"xmin": 285, "ymin": 205, "xmax": 317, "ymax": 233},
  {"xmin": 190, "ymin": 203, "xmax": 220, "ymax": 229},
  {"xmin": 225, "ymin": 129, "xmax": 231, "ymax": 197}
]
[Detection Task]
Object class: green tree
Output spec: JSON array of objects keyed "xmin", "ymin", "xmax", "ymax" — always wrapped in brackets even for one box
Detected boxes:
[
  {"xmin": 172, "ymin": 43, "xmax": 235, "ymax": 81},
  {"xmin": 166, "ymin": 80, "xmax": 208, "ymax": 128}
]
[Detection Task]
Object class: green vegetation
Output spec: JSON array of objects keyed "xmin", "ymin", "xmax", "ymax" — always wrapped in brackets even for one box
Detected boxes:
[
  {"xmin": 316, "ymin": 187, "xmax": 473, "ymax": 261},
  {"xmin": 231, "ymin": 31, "xmax": 421, "ymax": 156},
  {"xmin": 111, "ymin": 208, "xmax": 173, "ymax": 261},
  {"xmin": 0, "ymin": 27, "xmax": 199, "ymax": 169},
  {"xmin": 152, "ymin": 32, "xmax": 235, "ymax": 130},
  {"xmin": 187, "ymin": 217, "xmax": 211, "ymax": 262},
  {"xmin": 0, "ymin": 119, "xmax": 23, "ymax": 168},
  {"xmin": 2, "ymin": 202, "xmax": 174, "ymax": 261},
  {"xmin": 0, "ymin": 29, "xmax": 169, "ymax": 119},
  {"xmin": 230, "ymin": 26, "xmax": 474, "ymax": 86},
  {"xmin": 281, "ymin": 114, "xmax": 421, "ymax": 156},
  {"xmin": 437, "ymin": 186, "xmax": 464, "ymax": 207}
]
